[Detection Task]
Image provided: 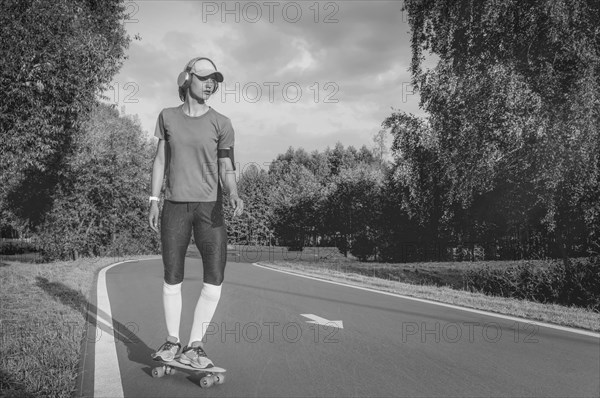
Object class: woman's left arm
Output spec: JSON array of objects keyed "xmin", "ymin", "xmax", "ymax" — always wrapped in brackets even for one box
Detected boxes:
[{"xmin": 219, "ymin": 157, "xmax": 244, "ymax": 217}]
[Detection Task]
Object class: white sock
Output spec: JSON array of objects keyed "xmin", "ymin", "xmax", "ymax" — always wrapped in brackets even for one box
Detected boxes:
[
  {"xmin": 188, "ymin": 283, "xmax": 222, "ymax": 344},
  {"xmin": 163, "ymin": 281, "xmax": 182, "ymax": 342}
]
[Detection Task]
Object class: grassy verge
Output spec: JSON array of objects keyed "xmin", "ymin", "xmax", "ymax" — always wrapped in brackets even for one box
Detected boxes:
[
  {"xmin": 0, "ymin": 255, "xmax": 159, "ymax": 398},
  {"xmin": 259, "ymin": 259, "xmax": 600, "ymax": 332}
]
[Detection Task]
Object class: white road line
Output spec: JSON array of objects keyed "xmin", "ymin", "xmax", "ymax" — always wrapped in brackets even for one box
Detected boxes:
[
  {"xmin": 94, "ymin": 260, "xmax": 135, "ymax": 398},
  {"xmin": 253, "ymin": 262, "xmax": 600, "ymax": 339},
  {"xmin": 301, "ymin": 314, "xmax": 344, "ymax": 328}
]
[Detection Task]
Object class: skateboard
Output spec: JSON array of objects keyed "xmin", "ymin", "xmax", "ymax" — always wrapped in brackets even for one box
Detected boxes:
[{"xmin": 151, "ymin": 356, "xmax": 226, "ymax": 388}]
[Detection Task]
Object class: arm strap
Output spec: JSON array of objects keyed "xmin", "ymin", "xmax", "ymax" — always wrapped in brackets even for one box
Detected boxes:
[{"xmin": 217, "ymin": 147, "xmax": 235, "ymax": 170}]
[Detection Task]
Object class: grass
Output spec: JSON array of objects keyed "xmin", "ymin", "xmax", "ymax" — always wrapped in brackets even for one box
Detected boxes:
[
  {"xmin": 0, "ymin": 255, "xmax": 159, "ymax": 398},
  {"xmin": 258, "ymin": 254, "xmax": 600, "ymax": 333}
]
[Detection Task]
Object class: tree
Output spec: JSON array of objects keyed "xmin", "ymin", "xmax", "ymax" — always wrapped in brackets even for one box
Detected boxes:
[
  {"xmin": 325, "ymin": 142, "xmax": 358, "ymax": 177},
  {"xmin": 376, "ymin": 171, "xmax": 427, "ymax": 262},
  {"xmin": 269, "ymin": 163, "xmax": 322, "ymax": 250},
  {"xmin": 226, "ymin": 166, "xmax": 274, "ymax": 246},
  {"xmin": 38, "ymin": 104, "xmax": 158, "ymax": 260},
  {"xmin": 382, "ymin": 112, "xmax": 442, "ymax": 227},
  {"xmin": 322, "ymin": 164, "xmax": 384, "ymax": 258},
  {"xmin": 402, "ymin": 0, "xmax": 600, "ymax": 258},
  {"xmin": 0, "ymin": 0, "xmax": 130, "ymax": 235},
  {"xmin": 372, "ymin": 129, "xmax": 390, "ymax": 164},
  {"xmin": 266, "ymin": 144, "xmax": 386, "ymax": 256}
]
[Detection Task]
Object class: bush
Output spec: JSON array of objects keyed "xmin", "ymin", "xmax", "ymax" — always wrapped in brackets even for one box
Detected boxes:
[
  {"xmin": 0, "ymin": 242, "xmax": 26, "ymax": 255},
  {"xmin": 0, "ymin": 241, "xmax": 38, "ymax": 255},
  {"xmin": 287, "ymin": 242, "xmax": 304, "ymax": 251},
  {"xmin": 464, "ymin": 257, "xmax": 600, "ymax": 311},
  {"xmin": 350, "ymin": 232, "xmax": 376, "ymax": 261},
  {"xmin": 551, "ymin": 258, "xmax": 600, "ymax": 310}
]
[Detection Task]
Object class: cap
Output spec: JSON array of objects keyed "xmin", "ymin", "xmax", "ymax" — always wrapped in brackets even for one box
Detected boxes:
[{"xmin": 190, "ymin": 58, "xmax": 224, "ymax": 82}]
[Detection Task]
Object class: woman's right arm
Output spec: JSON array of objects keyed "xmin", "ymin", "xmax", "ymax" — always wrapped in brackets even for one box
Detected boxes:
[{"xmin": 149, "ymin": 139, "xmax": 165, "ymax": 232}]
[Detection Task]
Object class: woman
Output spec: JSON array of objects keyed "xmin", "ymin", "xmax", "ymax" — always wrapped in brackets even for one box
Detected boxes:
[{"xmin": 148, "ymin": 56, "xmax": 243, "ymax": 368}]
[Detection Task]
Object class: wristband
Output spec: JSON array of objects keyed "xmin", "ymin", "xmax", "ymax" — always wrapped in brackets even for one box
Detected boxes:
[{"xmin": 149, "ymin": 196, "xmax": 160, "ymax": 204}]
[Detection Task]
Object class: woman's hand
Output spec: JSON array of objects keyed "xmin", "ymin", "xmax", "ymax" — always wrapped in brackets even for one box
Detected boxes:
[
  {"xmin": 149, "ymin": 202, "xmax": 159, "ymax": 232},
  {"xmin": 229, "ymin": 194, "xmax": 244, "ymax": 217}
]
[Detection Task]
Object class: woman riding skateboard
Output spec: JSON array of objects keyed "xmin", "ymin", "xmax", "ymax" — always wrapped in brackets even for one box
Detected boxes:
[{"xmin": 148, "ymin": 56, "xmax": 243, "ymax": 368}]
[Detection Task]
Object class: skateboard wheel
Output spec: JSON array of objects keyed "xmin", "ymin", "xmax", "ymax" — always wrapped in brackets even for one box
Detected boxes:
[
  {"xmin": 152, "ymin": 366, "xmax": 165, "ymax": 378},
  {"xmin": 200, "ymin": 376, "xmax": 214, "ymax": 388},
  {"xmin": 214, "ymin": 374, "xmax": 225, "ymax": 385}
]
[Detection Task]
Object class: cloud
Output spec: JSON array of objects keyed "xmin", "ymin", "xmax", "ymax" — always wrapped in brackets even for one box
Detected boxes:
[
  {"xmin": 107, "ymin": 0, "xmax": 425, "ymax": 168},
  {"xmin": 188, "ymin": 1, "xmax": 410, "ymax": 81},
  {"xmin": 205, "ymin": 2, "xmax": 412, "ymax": 110}
]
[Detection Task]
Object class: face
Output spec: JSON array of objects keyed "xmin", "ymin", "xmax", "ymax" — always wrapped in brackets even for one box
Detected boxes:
[{"xmin": 189, "ymin": 73, "xmax": 216, "ymax": 101}]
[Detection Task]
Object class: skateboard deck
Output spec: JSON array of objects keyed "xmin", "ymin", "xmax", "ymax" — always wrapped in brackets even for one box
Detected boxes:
[{"xmin": 151, "ymin": 356, "xmax": 226, "ymax": 388}]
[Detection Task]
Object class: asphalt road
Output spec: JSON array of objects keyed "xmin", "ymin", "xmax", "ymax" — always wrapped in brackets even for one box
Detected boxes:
[{"xmin": 77, "ymin": 255, "xmax": 600, "ymax": 397}]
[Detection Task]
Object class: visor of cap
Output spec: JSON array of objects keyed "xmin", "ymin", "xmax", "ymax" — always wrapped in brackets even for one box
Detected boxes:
[{"xmin": 193, "ymin": 69, "xmax": 224, "ymax": 82}]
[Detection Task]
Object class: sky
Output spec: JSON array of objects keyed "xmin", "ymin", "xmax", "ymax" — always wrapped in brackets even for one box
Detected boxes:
[{"xmin": 107, "ymin": 0, "xmax": 427, "ymax": 172}]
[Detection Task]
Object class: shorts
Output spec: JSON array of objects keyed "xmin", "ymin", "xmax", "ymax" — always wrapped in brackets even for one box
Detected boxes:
[{"xmin": 160, "ymin": 200, "xmax": 227, "ymax": 285}]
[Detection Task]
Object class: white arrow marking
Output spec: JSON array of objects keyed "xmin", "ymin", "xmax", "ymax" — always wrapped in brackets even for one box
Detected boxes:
[{"xmin": 301, "ymin": 314, "xmax": 343, "ymax": 329}]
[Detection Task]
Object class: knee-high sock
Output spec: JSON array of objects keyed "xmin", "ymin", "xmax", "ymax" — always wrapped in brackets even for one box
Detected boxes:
[
  {"xmin": 163, "ymin": 281, "xmax": 182, "ymax": 342},
  {"xmin": 188, "ymin": 283, "xmax": 222, "ymax": 344}
]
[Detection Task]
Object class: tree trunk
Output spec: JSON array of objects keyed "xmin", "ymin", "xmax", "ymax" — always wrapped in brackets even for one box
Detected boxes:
[{"xmin": 555, "ymin": 229, "xmax": 569, "ymax": 268}]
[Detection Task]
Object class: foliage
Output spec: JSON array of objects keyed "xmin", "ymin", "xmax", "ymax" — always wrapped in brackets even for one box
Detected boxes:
[
  {"xmin": 0, "ymin": 242, "xmax": 30, "ymax": 255},
  {"xmin": 0, "ymin": 0, "xmax": 130, "ymax": 234},
  {"xmin": 225, "ymin": 165, "xmax": 274, "ymax": 246},
  {"xmin": 269, "ymin": 162, "xmax": 323, "ymax": 250},
  {"xmin": 324, "ymin": 164, "xmax": 384, "ymax": 258},
  {"xmin": 375, "ymin": 171, "xmax": 430, "ymax": 262},
  {"xmin": 464, "ymin": 257, "xmax": 600, "ymax": 311},
  {"xmin": 267, "ymin": 144, "xmax": 385, "ymax": 256},
  {"xmin": 382, "ymin": 111, "xmax": 443, "ymax": 231},
  {"xmin": 38, "ymin": 104, "xmax": 159, "ymax": 260},
  {"xmin": 349, "ymin": 231, "xmax": 377, "ymax": 262},
  {"xmin": 235, "ymin": 143, "xmax": 386, "ymax": 255},
  {"xmin": 399, "ymin": 0, "xmax": 600, "ymax": 258}
]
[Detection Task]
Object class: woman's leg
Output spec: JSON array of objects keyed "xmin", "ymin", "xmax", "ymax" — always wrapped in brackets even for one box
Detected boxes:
[
  {"xmin": 160, "ymin": 200, "xmax": 194, "ymax": 342},
  {"xmin": 188, "ymin": 201, "xmax": 227, "ymax": 345}
]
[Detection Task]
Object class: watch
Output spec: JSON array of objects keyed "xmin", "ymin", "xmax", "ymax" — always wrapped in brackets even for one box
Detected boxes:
[{"xmin": 149, "ymin": 196, "xmax": 160, "ymax": 204}]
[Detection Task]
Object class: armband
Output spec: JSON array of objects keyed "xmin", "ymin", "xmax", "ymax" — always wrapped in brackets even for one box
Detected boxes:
[{"xmin": 217, "ymin": 147, "xmax": 235, "ymax": 170}]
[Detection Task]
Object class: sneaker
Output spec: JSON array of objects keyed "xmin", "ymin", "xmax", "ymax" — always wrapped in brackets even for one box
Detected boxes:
[
  {"xmin": 151, "ymin": 336, "xmax": 181, "ymax": 362},
  {"xmin": 178, "ymin": 341, "xmax": 214, "ymax": 369}
]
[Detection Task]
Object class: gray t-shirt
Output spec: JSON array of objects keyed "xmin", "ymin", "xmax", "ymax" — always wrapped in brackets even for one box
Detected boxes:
[{"xmin": 154, "ymin": 105, "xmax": 235, "ymax": 202}]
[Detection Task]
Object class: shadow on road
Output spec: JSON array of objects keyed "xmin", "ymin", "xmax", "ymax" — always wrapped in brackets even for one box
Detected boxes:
[{"xmin": 35, "ymin": 277, "xmax": 155, "ymax": 374}]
